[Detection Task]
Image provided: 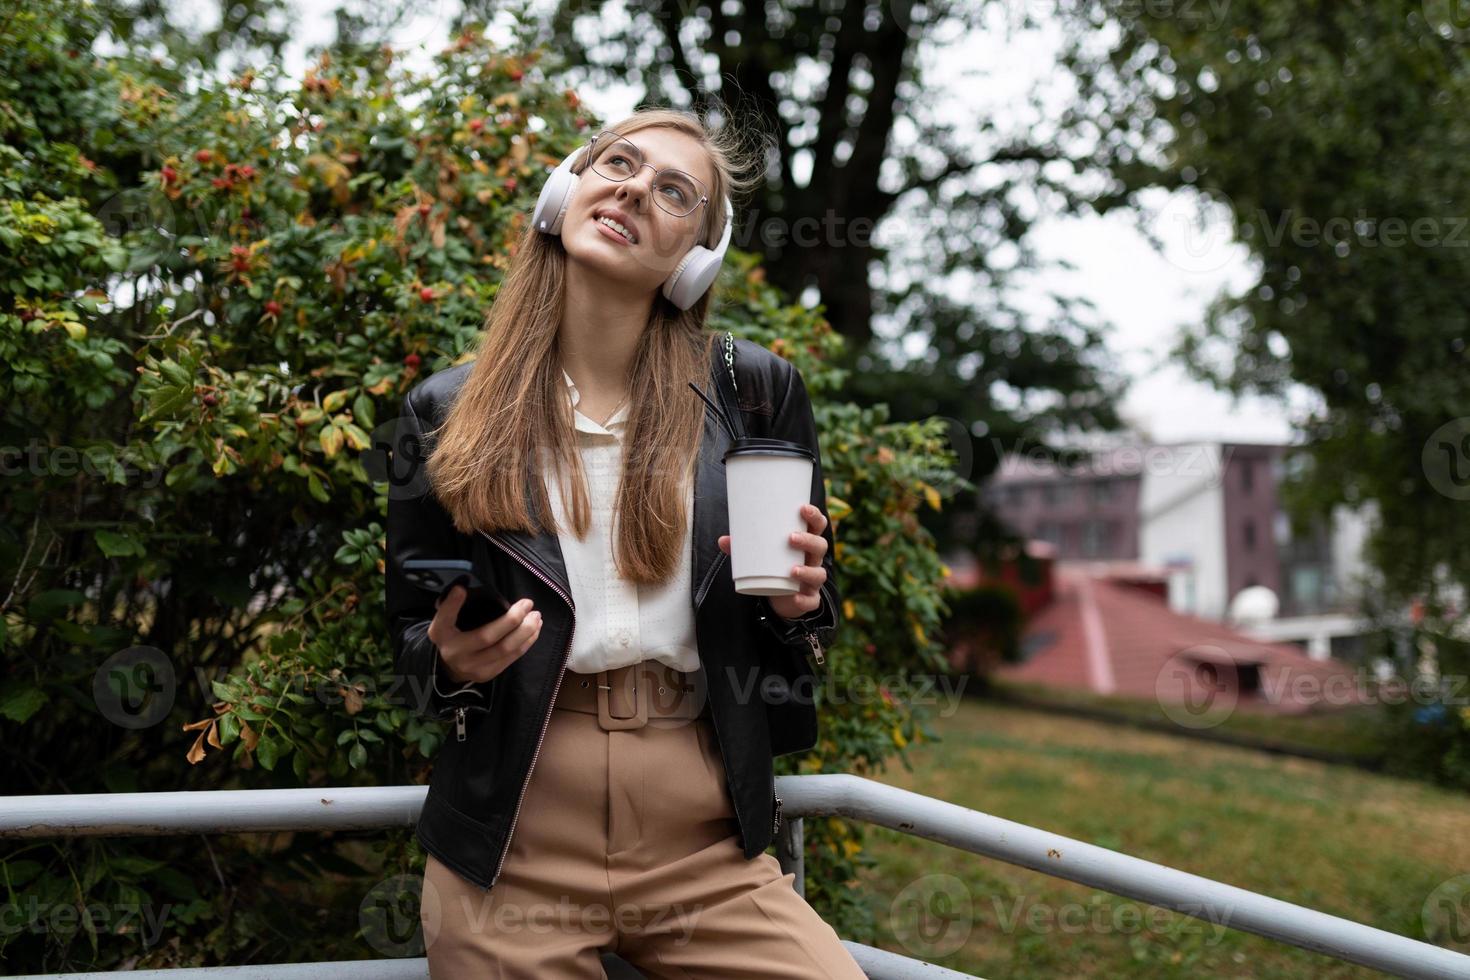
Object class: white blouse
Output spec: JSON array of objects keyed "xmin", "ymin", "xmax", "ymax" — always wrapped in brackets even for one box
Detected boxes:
[{"xmin": 539, "ymin": 367, "xmax": 700, "ymax": 676}]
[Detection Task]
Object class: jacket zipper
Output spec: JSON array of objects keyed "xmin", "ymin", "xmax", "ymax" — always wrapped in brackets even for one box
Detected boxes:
[
  {"xmin": 693, "ymin": 550, "xmax": 751, "ymax": 854},
  {"xmin": 804, "ymin": 630, "xmax": 825, "ymax": 667},
  {"xmin": 773, "ymin": 793, "xmax": 783, "ymax": 835},
  {"xmin": 479, "ymin": 529, "xmax": 576, "ymax": 889},
  {"xmin": 455, "ymin": 707, "xmax": 467, "ymax": 742}
]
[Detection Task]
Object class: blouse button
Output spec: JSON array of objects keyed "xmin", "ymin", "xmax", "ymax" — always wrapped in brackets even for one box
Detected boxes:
[{"xmin": 618, "ymin": 629, "xmax": 631, "ymax": 646}]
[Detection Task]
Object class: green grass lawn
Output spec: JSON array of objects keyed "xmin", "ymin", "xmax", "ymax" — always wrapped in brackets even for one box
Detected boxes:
[
  {"xmin": 854, "ymin": 696, "xmax": 1469, "ymax": 978},
  {"xmin": 988, "ymin": 678, "xmax": 1389, "ymax": 763}
]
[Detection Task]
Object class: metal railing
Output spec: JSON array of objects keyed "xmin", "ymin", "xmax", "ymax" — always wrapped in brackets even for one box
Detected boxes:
[{"xmin": 4, "ymin": 777, "xmax": 1468, "ymax": 979}]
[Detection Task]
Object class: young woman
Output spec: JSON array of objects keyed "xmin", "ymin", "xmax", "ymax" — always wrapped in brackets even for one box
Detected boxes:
[{"xmin": 385, "ymin": 107, "xmax": 862, "ymax": 977}]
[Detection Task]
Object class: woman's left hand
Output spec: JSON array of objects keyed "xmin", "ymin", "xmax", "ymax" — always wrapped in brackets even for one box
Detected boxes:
[{"xmin": 717, "ymin": 503, "xmax": 829, "ymax": 620}]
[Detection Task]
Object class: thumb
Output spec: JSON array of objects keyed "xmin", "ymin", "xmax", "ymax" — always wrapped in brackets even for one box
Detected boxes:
[{"xmin": 436, "ymin": 584, "xmax": 464, "ymax": 610}]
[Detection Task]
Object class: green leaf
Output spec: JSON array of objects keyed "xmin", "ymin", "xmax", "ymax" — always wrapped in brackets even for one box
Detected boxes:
[
  {"xmin": 0, "ymin": 684, "xmax": 46, "ymax": 724},
  {"xmin": 94, "ymin": 529, "xmax": 144, "ymax": 558},
  {"xmin": 256, "ymin": 735, "xmax": 279, "ymax": 770},
  {"xmin": 348, "ymin": 742, "xmax": 367, "ymax": 769}
]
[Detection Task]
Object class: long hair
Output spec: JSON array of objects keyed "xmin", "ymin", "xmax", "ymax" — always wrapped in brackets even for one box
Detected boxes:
[{"xmin": 425, "ymin": 106, "xmax": 764, "ymax": 585}]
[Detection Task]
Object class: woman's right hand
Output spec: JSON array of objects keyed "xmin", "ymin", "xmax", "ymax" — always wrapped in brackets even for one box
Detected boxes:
[{"xmin": 429, "ymin": 586, "xmax": 543, "ymax": 684}]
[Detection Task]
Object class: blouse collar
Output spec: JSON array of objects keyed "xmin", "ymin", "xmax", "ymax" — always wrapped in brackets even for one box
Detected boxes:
[{"xmin": 562, "ymin": 367, "xmax": 629, "ymax": 438}]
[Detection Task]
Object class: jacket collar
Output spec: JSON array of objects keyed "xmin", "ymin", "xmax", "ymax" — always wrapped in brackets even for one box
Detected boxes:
[{"xmin": 489, "ymin": 363, "xmax": 731, "ymax": 612}]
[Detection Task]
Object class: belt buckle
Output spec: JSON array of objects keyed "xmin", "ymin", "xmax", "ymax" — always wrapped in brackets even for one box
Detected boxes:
[{"xmin": 596, "ymin": 665, "xmax": 648, "ymax": 731}]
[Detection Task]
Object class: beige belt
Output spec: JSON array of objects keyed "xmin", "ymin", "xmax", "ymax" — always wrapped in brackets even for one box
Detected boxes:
[{"xmin": 554, "ymin": 660, "xmax": 708, "ymax": 730}]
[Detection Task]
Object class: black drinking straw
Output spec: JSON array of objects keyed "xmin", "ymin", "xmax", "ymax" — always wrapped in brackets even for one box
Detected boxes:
[{"xmin": 687, "ymin": 381, "xmax": 742, "ymax": 442}]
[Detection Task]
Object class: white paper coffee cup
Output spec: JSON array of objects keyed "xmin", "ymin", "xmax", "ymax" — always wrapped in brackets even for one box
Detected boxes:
[{"xmin": 724, "ymin": 437, "xmax": 815, "ymax": 595}]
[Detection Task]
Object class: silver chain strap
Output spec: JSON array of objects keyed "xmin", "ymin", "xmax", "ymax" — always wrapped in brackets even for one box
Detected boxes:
[{"xmin": 724, "ymin": 331, "xmax": 737, "ymax": 393}]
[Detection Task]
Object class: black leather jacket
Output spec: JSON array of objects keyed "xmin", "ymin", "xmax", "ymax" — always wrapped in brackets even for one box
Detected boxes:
[{"xmin": 384, "ymin": 336, "xmax": 840, "ymax": 891}]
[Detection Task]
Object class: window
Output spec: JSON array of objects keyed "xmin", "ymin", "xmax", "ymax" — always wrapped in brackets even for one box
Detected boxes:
[
  {"xmin": 1092, "ymin": 480, "xmax": 1116, "ymax": 504},
  {"xmin": 1243, "ymin": 518, "xmax": 1256, "ymax": 552},
  {"xmin": 1082, "ymin": 520, "xmax": 1108, "ymax": 557},
  {"xmin": 1241, "ymin": 459, "xmax": 1254, "ymax": 494}
]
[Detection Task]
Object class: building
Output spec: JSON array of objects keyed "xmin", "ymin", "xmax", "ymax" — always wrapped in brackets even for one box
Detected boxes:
[{"xmin": 981, "ymin": 441, "xmax": 1379, "ymax": 661}]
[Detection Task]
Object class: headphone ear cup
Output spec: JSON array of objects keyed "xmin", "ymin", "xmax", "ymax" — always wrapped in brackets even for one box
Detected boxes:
[
  {"xmin": 662, "ymin": 245, "xmax": 719, "ymax": 311},
  {"xmin": 532, "ymin": 167, "xmax": 579, "ymax": 236}
]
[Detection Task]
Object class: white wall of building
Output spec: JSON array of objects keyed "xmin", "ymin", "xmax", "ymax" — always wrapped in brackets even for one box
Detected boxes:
[{"xmin": 1138, "ymin": 443, "xmax": 1229, "ymax": 618}]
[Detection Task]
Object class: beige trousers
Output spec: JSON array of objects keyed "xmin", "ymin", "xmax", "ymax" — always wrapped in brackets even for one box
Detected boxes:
[{"xmin": 419, "ymin": 667, "xmax": 866, "ymax": 978}]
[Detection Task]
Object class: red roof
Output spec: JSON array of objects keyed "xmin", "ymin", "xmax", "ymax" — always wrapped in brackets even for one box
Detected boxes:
[{"xmin": 996, "ymin": 566, "xmax": 1358, "ymax": 713}]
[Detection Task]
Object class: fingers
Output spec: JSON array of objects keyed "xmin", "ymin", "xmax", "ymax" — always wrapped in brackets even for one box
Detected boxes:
[
  {"xmin": 788, "ymin": 563, "xmax": 826, "ymax": 599},
  {"xmin": 800, "ymin": 502, "xmax": 828, "ymax": 533},
  {"xmin": 788, "ymin": 529, "xmax": 829, "ymax": 561},
  {"xmin": 473, "ymin": 597, "xmax": 538, "ymax": 650}
]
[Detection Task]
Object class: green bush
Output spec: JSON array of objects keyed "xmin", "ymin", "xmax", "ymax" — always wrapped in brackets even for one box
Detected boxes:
[{"xmin": 1, "ymin": 1, "xmax": 967, "ymax": 966}]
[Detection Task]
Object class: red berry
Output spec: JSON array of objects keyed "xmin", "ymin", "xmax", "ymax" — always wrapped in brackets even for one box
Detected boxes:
[
  {"xmin": 202, "ymin": 393, "xmax": 218, "ymax": 407},
  {"xmin": 419, "ymin": 287, "xmax": 435, "ymax": 302},
  {"xmin": 264, "ymin": 300, "xmax": 282, "ymax": 316},
  {"xmin": 418, "ymin": 203, "xmax": 431, "ymax": 217},
  {"xmin": 574, "ymin": 116, "xmax": 588, "ymax": 129},
  {"xmin": 241, "ymin": 164, "xmax": 256, "ymax": 179},
  {"xmin": 404, "ymin": 352, "xmax": 422, "ymax": 368},
  {"xmin": 196, "ymin": 149, "xmax": 213, "ymax": 164},
  {"xmin": 508, "ymin": 68, "xmax": 524, "ymax": 81},
  {"xmin": 161, "ymin": 165, "xmax": 178, "ymax": 183},
  {"xmin": 504, "ymin": 177, "xmax": 517, "ymax": 192},
  {"xmin": 469, "ymin": 117, "xmax": 484, "ymax": 132}
]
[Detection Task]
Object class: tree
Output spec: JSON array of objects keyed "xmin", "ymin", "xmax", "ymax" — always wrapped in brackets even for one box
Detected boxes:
[
  {"xmin": 1061, "ymin": 0, "xmax": 1470, "ymax": 785},
  {"xmin": 2, "ymin": 1, "xmax": 965, "ymax": 963},
  {"xmin": 526, "ymin": 0, "xmax": 1127, "ymax": 555}
]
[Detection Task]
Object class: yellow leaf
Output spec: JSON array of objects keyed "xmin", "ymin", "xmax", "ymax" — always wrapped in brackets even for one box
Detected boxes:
[
  {"xmin": 322, "ymin": 388, "xmax": 349, "ymax": 413},
  {"xmin": 320, "ymin": 425, "xmax": 344, "ymax": 458},
  {"xmin": 843, "ymin": 599, "xmax": 855, "ymax": 621},
  {"xmin": 921, "ymin": 482, "xmax": 941, "ymax": 511},
  {"xmin": 912, "ymin": 621, "xmax": 926, "ymax": 646},
  {"xmin": 941, "ymin": 563, "xmax": 952, "ymax": 579},
  {"xmin": 63, "ymin": 321, "xmax": 87, "ymax": 340},
  {"xmin": 892, "ymin": 724, "xmax": 907, "ymax": 749},
  {"xmin": 842, "ymin": 838, "xmax": 863, "ymax": 858},
  {"xmin": 827, "ymin": 496, "xmax": 852, "ymax": 522}
]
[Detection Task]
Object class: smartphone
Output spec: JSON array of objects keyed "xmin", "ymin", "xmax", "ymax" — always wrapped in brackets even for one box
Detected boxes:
[{"xmin": 403, "ymin": 558, "xmax": 515, "ymax": 633}]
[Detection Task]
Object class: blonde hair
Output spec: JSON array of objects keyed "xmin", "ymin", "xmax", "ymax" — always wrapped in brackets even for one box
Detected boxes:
[{"xmin": 425, "ymin": 106, "xmax": 763, "ymax": 585}]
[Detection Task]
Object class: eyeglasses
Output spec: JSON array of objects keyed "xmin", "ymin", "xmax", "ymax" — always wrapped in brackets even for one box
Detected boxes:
[{"xmin": 584, "ymin": 130, "xmax": 709, "ymax": 219}]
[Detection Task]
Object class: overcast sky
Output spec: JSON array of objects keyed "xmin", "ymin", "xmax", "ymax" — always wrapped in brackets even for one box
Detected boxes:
[{"xmin": 261, "ymin": 0, "xmax": 1320, "ymax": 447}]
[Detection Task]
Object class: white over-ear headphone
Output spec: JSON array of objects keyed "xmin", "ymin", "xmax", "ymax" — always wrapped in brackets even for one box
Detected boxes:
[{"xmin": 531, "ymin": 135, "xmax": 734, "ymax": 311}]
